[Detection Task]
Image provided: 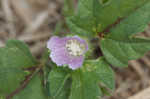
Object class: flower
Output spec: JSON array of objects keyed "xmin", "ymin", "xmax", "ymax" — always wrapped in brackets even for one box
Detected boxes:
[{"xmin": 47, "ymin": 36, "xmax": 88, "ymax": 70}]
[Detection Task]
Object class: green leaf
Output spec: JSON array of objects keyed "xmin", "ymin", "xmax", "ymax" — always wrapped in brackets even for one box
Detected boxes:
[
  {"xmin": 0, "ymin": 68, "xmax": 27, "ymax": 95},
  {"xmin": 48, "ymin": 67, "xmax": 71, "ymax": 99},
  {"xmin": 0, "ymin": 47, "xmax": 35, "ymax": 69},
  {"xmin": 100, "ymin": 86, "xmax": 111, "ymax": 96},
  {"xmin": 66, "ymin": 0, "xmax": 97, "ymax": 37},
  {"xmin": 70, "ymin": 58, "xmax": 114, "ymax": 99},
  {"xmin": 101, "ymin": 2, "xmax": 150, "ymax": 67},
  {"xmin": 101, "ymin": 38, "xmax": 150, "ymax": 67},
  {"xmin": 93, "ymin": 0, "xmax": 148, "ymax": 31},
  {"xmin": 0, "ymin": 40, "xmax": 37, "ymax": 95},
  {"xmin": 83, "ymin": 57, "xmax": 115, "ymax": 90},
  {"xmin": 66, "ymin": 0, "xmax": 148, "ymax": 37},
  {"xmin": 13, "ymin": 75, "xmax": 46, "ymax": 99},
  {"xmin": 70, "ymin": 70, "xmax": 102, "ymax": 99},
  {"xmin": 6, "ymin": 40, "xmax": 37, "ymax": 64},
  {"xmin": 63, "ymin": 0, "xmax": 75, "ymax": 16},
  {"xmin": 66, "ymin": 16, "xmax": 96, "ymax": 37},
  {"xmin": 0, "ymin": 95, "xmax": 5, "ymax": 99},
  {"xmin": 108, "ymin": 1, "xmax": 150, "ymax": 40}
]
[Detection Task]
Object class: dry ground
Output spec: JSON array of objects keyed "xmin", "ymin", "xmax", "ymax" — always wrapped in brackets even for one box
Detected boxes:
[{"xmin": 0, "ymin": 0, "xmax": 150, "ymax": 99}]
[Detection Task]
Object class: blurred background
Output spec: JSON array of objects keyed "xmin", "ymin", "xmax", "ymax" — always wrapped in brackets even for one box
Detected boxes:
[{"xmin": 0, "ymin": 0, "xmax": 150, "ymax": 99}]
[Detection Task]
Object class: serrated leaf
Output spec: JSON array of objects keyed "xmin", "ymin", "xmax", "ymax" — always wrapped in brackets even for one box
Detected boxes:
[
  {"xmin": 6, "ymin": 40, "xmax": 36, "ymax": 64},
  {"xmin": 70, "ymin": 58, "xmax": 114, "ymax": 99},
  {"xmin": 0, "ymin": 68, "xmax": 27, "ymax": 96},
  {"xmin": 66, "ymin": 0, "xmax": 148, "ymax": 37},
  {"xmin": 93, "ymin": 0, "xmax": 148, "ymax": 31},
  {"xmin": 48, "ymin": 67, "xmax": 71, "ymax": 99},
  {"xmin": 83, "ymin": 58, "xmax": 115, "ymax": 90},
  {"xmin": 0, "ymin": 40, "xmax": 37, "ymax": 95},
  {"xmin": 101, "ymin": 2, "xmax": 150, "ymax": 67},
  {"xmin": 13, "ymin": 75, "xmax": 46, "ymax": 99},
  {"xmin": 108, "ymin": 1, "xmax": 150, "ymax": 40},
  {"xmin": 0, "ymin": 47, "xmax": 35, "ymax": 69},
  {"xmin": 66, "ymin": 0, "xmax": 98, "ymax": 37},
  {"xmin": 66, "ymin": 16, "xmax": 96, "ymax": 37},
  {"xmin": 101, "ymin": 38, "xmax": 150, "ymax": 67},
  {"xmin": 70, "ymin": 70, "xmax": 102, "ymax": 99},
  {"xmin": 63, "ymin": 0, "xmax": 74, "ymax": 16},
  {"xmin": 6, "ymin": 40, "xmax": 37, "ymax": 64}
]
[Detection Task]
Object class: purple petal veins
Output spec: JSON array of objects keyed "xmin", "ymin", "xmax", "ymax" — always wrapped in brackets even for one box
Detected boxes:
[{"xmin": 47, "ymin": 36, "xmax": 88, "ymax": 70}]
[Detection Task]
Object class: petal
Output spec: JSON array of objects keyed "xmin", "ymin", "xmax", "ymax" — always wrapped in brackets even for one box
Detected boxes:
[
  {"xmin": 47, "ymin": 36, "xmax": 65, "ymax": 51},
  {"xmin": 50, "ymin": 46, "xmax": 71, "ymax": 66},
  {"xmin": 68, "ymin": 56, "xmax": 84, "ymax": 70},
  {"xmin": 50, "ymin": 52, "xmax": 65, "ymax": 66}
]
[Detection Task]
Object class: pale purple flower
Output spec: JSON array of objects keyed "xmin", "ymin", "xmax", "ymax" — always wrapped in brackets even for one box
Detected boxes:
[{"xmin": 47, "ymin": 36, "xmax": 88, "ymax": 70}]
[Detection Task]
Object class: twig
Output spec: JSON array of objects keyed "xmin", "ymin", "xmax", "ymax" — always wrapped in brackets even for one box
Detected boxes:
[
  {"xmin": 18, "ymin": 32, "xmax": 51, "ymax": 42},
  {"xmin": 142, "ymin": 56, "xmax": 150, "ymax": 68},
  {"xmin": 6, "ymin": 65, "xmax": 43, "ymax": 99},
  {"xmin": 129, "ymin": 61, "xmax": 145, "ymax": 79},
  {"xmin": 129, "ymin": 60, "xmax": 150, "ymax": 87},
  {"xmin": 0, "ymin": 41, "xmax": 4, "ymax": 47},
  {"xmin": 128, "ymin": 87, "xmax": 150, "ymax": 99},
  {"xmin": 23, "ymin": 10, "xmax": 49, "ymax": 34},
  {"xmin": 30, "ymin": 41, "xmax": 46, "ymax": 56},
  {"xmin": 10, "ymin": 0, "xmax": 34, "ymax": 25},
  {"xmin": 1, "ymin": 0, "xmax": 16, "ymax": 38}
]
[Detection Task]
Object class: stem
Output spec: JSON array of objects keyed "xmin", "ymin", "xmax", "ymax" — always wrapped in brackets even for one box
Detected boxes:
[{"xmin": 6, "ymin": 65, "xmax": 43, "ymax": 99}]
